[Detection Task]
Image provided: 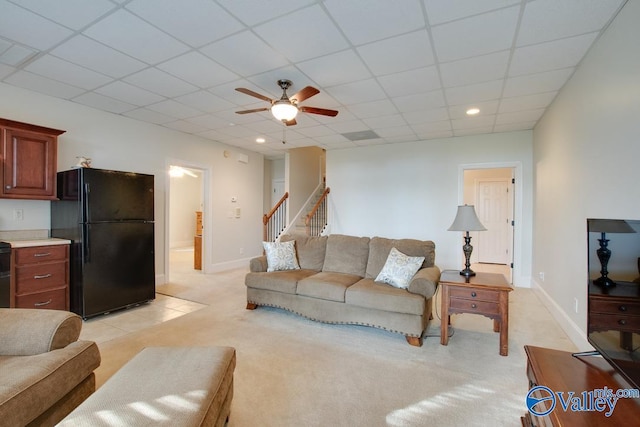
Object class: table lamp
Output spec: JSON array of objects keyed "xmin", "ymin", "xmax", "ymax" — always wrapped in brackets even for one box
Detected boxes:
[
  {"xmin": 448, "ymin": 205, "xmax": 487, "ymax": 277},
  {"xmin": 589, "ymin": 219, "xmax": 636, "ymax": 287}
]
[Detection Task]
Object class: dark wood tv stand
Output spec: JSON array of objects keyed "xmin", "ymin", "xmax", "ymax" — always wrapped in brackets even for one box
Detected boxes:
[{"xmin": 523, "ymin": 345, "xmax": 640, "ymax": 426}]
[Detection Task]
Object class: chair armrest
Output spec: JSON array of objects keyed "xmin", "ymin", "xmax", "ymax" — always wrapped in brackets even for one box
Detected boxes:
[
  {"xmin": 407, "ymin": 266, "xmax": 441, "ymax": 299},
  {"xmin": 0, "ymin": 309, "xmax": 82, "ymax": 356},
  {"xmin": 249, "ymin": 255, "xmax": 268, "ymax": 272}
]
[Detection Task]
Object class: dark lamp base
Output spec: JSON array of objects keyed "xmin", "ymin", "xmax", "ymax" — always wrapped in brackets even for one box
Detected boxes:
[
  {"xmin": 594, "ymin": 276, "xmax": 616, "ymax": 288},
  {"xmin": 460, "ymin": 268, "xmax": 476, "ymax": 277}
]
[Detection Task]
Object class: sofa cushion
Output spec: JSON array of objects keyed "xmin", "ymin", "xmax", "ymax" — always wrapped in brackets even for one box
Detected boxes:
[
  {"xmin": 375, "ymin": 247, "xmax": 425, "ymax": 289},
  {"xmin": 281, "ymin": 234, "xmax": 327, "ymax": 271},
  {"xmin": 322, "ymin": 234, "xmax": 370, "ymax": 276},
  {"xmin": 245, "ymin": 270, "xmax": 317, "ymax": 294},
  {"xmin": 345, "ymin": 278, "xmax": 425, "ymax": 315},
  {"xmin": 263, "ymin": 240, "xmax": 300, "ymax": 272},
  {"xmin": 297, "ymin": 272, "xmax": 362, "ymax": 302},
  {"xmin": 366, "ymin": 237, "xmax": 435, "ymax": 279},
  {"xmin": 0, "ymin": 340, "xmax": 100, "ymax": 427}
]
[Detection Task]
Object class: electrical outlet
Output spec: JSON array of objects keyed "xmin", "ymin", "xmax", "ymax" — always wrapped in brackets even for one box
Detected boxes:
[
  {"xmin": 13, "ymin": 209, "xmax": 24, "ymax": 221},
  {"xmin": 539, "ymin": 272, "xmax": 545, "ymax": 282},
  {"xmin": 574, "ymin": 297, "xmax": 579, "ymax": 314},
  {"xmin": 239, "ymin": 247, "xmax": 244, "ymax": 255}
]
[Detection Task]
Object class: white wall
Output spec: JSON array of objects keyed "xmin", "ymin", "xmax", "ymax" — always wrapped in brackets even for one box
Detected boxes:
[
  {"xmin": 169, "ymin": 171, "xmax": 202, "ymax": 248},
  {"xmin": 326, "ymin": 131, "xmax": 533, "ymax": 286},
  {"xmin": 286, "ymin": 146, "xmax": 324, "ymax": 218},
  {"xmin": 532, "ymin": 0, "xmax": 640, "ymax": 349},
  {"xmin": 0, "ymin": 82, "xmax": 264, "ymax": 282}
]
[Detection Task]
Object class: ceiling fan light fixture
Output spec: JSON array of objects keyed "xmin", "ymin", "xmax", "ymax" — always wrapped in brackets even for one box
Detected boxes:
[{"xmin": 271, "ymin": 100, "xmax": 298, "ymax": 122}]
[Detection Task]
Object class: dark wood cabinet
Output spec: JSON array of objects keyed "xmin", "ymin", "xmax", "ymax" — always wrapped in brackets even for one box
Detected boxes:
[{"xmin": 0, "ymin": 118, "xmax": 65, "ymax": 200}]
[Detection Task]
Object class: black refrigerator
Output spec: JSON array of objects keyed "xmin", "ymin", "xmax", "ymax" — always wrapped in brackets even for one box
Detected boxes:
[{"xmin": 51, "ymin": 168, "xmax": 155, "ymax": 319}]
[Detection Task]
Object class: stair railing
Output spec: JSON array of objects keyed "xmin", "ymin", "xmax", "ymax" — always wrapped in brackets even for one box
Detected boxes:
[
  {"xmin": 263, "ymin": 192, "xmax": 289, "ymax": 242},
  {"xmin": 305, "ymin": 187, "xmax": 330, "ymax": 236}
]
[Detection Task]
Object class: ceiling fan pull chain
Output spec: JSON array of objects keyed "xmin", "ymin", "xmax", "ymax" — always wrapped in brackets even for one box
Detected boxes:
[{"xmin": 282, "ymin": 124, "xmax": 286, "ymax": 144}]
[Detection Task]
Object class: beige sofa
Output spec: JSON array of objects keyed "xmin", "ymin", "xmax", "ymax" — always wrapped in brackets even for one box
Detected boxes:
[
  {"xmin": 245, "ymin": 234, "xmax": 440, "ymax": 346},
  {"xmin": 0, "ymin": 309, "xmax": 101, "ymax": 427}
]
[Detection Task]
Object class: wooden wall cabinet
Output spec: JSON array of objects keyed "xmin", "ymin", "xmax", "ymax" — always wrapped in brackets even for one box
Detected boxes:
[
  {"xmin": 11, "ymin": 245, "xmax": 70, "ymax": 310},
  {"xmin": 0, "ymin": 118, "xmax": 65, "ymax": 200}
]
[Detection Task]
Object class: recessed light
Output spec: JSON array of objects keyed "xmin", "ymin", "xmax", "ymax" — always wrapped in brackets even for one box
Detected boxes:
[
  {"xmin": 466, "ymin": 108, "xmax": 480, "ymax": 116},
  {"xmin": 256, "ymin": 137, "xmax": 265, "ymax": 143}
]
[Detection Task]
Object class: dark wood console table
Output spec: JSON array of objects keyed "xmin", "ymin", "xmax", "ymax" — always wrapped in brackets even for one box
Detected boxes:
[{"xmin": 523, "ymin": 345, "xmax": 640, "ymax": 426}]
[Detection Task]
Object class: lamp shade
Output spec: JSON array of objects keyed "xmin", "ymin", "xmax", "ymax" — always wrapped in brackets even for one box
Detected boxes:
[
  {"xmin": 589, "ymin": 219, "xmax": 636, "ymax": 234},
  {"xmin": 448, "ymin": 205, "xmax": 487, "ymax": 232},
  {"xmin": 271, "ymin": 101, "xmax": 298, "ymax": 121}
]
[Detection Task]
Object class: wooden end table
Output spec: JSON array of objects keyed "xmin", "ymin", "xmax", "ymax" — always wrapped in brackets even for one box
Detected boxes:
[{"xmin": 440, "ymin": 270, "xmax": 513, "ymax": 356}]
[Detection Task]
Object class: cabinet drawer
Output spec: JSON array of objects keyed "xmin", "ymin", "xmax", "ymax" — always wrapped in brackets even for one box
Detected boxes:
[
  {"xmin": 449, "ymin": 286, "xmax": 499, "ymax": 302},
  {"xmin": 15, "ymin": 288, "xmax": 67, "ymax": 310},
  {"xmin": 449, "ymin": 297, "xmax": 500, "ymax": 315},
  {"xmin": 15, "ymin": 261, "xmax": 67, "ymax": 294},
  {"xmin": 589, "ymin": 313, "xmax": 640, "ymax": 332},
  {"xmin": 15, "ymin": 245, "xmax": 67, "ymax": 264},
  {"xmin": 590, "ymin": 298, "xmax": 640, "ymax": 316}
]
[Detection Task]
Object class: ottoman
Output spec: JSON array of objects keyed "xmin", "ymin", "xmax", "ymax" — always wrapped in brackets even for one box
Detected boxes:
[{"xmin": 58, "ymin": 346, "xmax": 236, "ymax": 426}]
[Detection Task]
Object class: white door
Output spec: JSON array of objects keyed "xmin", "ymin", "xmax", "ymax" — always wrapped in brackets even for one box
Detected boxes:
[
  {"xmin": 271, "ymin": 179, "xmax": 285, "ymax": 208},
  {"xmin": 476, "ymin": 180, "xmax": 511, "ymax": 264}
]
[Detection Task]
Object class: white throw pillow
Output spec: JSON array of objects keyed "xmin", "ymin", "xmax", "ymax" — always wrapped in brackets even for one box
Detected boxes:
[
  {"xmin": 263, "ymin": 240, "xmax": 300, "ymax": 272},
  {"xmin": 375, "ymin": 247, "xmax": 425, "ymax": 289}
]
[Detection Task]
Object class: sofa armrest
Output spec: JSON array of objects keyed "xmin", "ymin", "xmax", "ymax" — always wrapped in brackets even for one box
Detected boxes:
[
  {"xmin": 407, "ymin": 266, "xmax": 441, "ymax": 299},
  {"xmin": 249, "ymin": 255, "xmax": 268, "ymax": 273},
  {"xmin": 0, "ymin": 309, "xmax": 82, "ymax": 356}
]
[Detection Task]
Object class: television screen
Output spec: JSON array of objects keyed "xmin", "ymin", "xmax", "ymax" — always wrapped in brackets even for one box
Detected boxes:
[{"xmin": 587, "ymin": 218, "xmax": 640, "ymax": 389}]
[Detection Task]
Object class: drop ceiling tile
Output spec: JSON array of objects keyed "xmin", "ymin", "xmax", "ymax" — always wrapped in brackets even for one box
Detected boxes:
[
  {"xmin": 200, "ymin": 31, "xmax": 289, "ymax": 76},
  {"xmin": 503, "ymin": 68, "xmax": 574, "ymax": 97},
  {"xmin": 378, "ymin": 66, "xmax": 441, "ymax": 97},
  {"xmin": 392, "ymin": 90, "xmax": 446, "ymax": 113},
  {"xmin": 243, "ymin": 119, "xmax": 288, "ymax": 134},
  {"xmin": 51, "ymin": 35, "xmax": 147, "ymax": 78},
  {"xmin": 362, "ymin": 114, "xmax": 406, "ymax": 129},
  {"xmin": 175, "ymin": 90, "xmax": 236, "ymax": 114},
  {"xmin": 72, "ymin": 92, "xmax": 137, "ymax": 113},
  {"xmin": 158, "ymin": 51, "xmax": 238, "ymax": 88},
  {"xmin": 357, "ymin": 30, "xmax": 434, "ymax": 75},
  {"xmin": 498, "ymin": 92, "xmax": 557, "ymax": 113},
  {"xmin": 254, "ymin": 5, "xmax": 348, "ymax": 62},
  {"xmin": 346, "ymin": 99, "xmax": 398, "ymax": 119},
  {"xmin": 324, "ymin": 0, "xmax": 425, "ymax": 45},
  {"xmin": 440, "ymin": 50, "xmax": 510, "ymax": 88},
  {"xmin": 448, "ymin": 100, "xmax": 499, "ymax": 119},
  {"xmin": 147, "ymin": 99, "xmax": 202, "ymax": 119},
  {"xmin": 495, "ymin": 108, "xmax": 545, "ymax": 125},
  {"xmin": 217, "ymin": 0, "xmax": 315, "ymax": 26},
  {"xmin": 126, "ymin": 0, "xmax": 244, "ymax": 47},
  {"xmin": 12, "ymin": 0, "xmax": 116, "ymax": 30},
  {"xmin": 0, "ymin": 63, "xmax": 15, "ymax": 78},
  {"xmin": 95, "ymin": 81, "xmax": 165, "ymax": 106},
  {"xmin": 4, "ymin": 70, "xmax": 85, "ymax": 98},
  {"xmin": 24, "ymin": 55, "xmax": 112, "ymax": 90},
  {"xmin": 445, "ymin": 80, "xmax": 503, "ymax": 105},
  {"xmin": 124, "ymin": 68, "xmax": 198, "ymax": 98},
  {"xmin": 431, "ymin": 6, "xmax": 519, "ymax": 62},
  {"xmin": 294, "ymin": 125, "xmax": 336, "ymax": 138},
  {"xmin": 517, "ymin": 0, "xmax": 625, "ymax": 46},
  {"xmin": 84, "ymin": 10, "xmax": 190, "ymax": 64},
  {"xmin": 423, "ymin": 0, "xmax": 520, "ymax": 25},
  {"xmin": 402, "ymin": 107, "xmax": 450, "ymax": 124},
  {"xmin": 452, "ymin": 114, "xmax": 496, "ymax": 130},
  {"xmin": 297, "ymin": 50, "xmax": 371, "ymax": 87},
  {"xmin": 509, "ymin": 33, "xmax": 598, "ymax": 77},
  {"xmin": 454, "ymin": 127, "xmax": 493, "ymax": 137},
  {"xmin": 411, "ymin": 120, "xmax": 452, "ymax": 134},
  {"xmin": 185, "ymin": 114, "xmax": 231, "ymax": 130},
  {"xmin": 494, "ymin": 121, "xmax": 536, "ymax": 132},
  {"xmin": 0, "ymin": 2, "xmax": 72, "ymax": 50},
  {"xmin": 163, "ymin": 120, "xmax": 208, "ymax": 134},
  {"xmin": 326, "ymin": 119, "xmax": 368, "ymax": 134},
  {"xmin": 123, "ymin": 107, "xmax": 175, "ymax": 124},
  {"xmin": 374, "ymin": 125, "xmax": 416, "ymax": 138},
  {"xmin": 0, "ymin": 42, "xmax": 37, "ymax": 67},
  {"xmin": 325, "ymin": 78, "xmax": 386, "ymax": 105}
]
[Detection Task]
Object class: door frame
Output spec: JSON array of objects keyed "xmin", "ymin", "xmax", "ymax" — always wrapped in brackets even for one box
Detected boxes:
[
  {"xmin": 164, "ymin": 158, "xmax": 211, "ymax": 283},
  {"xmin": 458, "ymin": 162, "xmax": 521, "ymax": 284}
]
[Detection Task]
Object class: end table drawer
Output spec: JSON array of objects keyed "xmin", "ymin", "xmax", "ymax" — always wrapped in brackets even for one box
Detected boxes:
[
  {"xmin": 449, "ymin": 298, "xmax": 500, "ymax": 315},
  {"xmin": 449, "ymin": 287, "xmax": 499, "ymax": 302},
  {"xmin": 589, "ymin": 313, "xmax": 640, "ymax": 332}
]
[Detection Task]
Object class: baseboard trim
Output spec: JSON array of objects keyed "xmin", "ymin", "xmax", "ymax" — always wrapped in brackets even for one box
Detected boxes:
[{"xmin": 208, "ymin": 257, "xmax": 251, "ymax": 273}]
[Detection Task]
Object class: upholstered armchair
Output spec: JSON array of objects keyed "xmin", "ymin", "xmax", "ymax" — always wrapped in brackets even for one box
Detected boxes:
[{"xmin": 0, "ymin": 309, "xmax": 101, "ymax": 426}]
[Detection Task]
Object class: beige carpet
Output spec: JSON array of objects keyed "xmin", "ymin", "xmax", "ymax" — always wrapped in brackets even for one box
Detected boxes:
[{"xmin": 94, "ymin": 267, "xmax": 576, "ymax": 426}]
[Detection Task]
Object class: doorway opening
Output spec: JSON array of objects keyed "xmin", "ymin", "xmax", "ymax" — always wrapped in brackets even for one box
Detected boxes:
[
  {"xmin": 462, "ymin": 166, "xmax": 515, "ymax": 283},
  {"xmin": 166, "ymin": 162, "xmax": 207, "ymax": 284}
]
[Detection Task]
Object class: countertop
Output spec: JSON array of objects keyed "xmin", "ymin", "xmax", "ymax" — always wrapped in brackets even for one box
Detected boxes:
[{"xmin": 2, "ymin": 238, "xmax": 71, "ymax": 248}]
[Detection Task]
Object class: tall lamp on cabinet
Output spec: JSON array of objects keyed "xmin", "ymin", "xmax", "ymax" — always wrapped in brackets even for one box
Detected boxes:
[
  {"xmin": 448, "ymin": 205, "xmax": 487, "ymax": 277},
  {"xmin": 588, "ymin": 219, "xmax": 636, "ymax": 288}
]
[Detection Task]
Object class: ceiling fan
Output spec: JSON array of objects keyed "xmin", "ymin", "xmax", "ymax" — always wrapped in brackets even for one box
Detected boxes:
[{"xmin": 235, "ymin": 79, "xmax": 339, "ymax": 126}]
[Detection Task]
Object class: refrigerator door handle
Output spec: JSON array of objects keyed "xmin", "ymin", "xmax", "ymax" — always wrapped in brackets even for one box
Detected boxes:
[
  {"xmin": 84, "ymin": 183, "xmax": 91, "ymax": 222},
  {"xmin": 83, "ymin": 224, "xmax": 91, "ymax": 262}
]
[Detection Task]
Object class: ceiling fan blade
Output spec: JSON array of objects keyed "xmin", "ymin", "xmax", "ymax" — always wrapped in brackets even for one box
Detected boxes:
[
  {"xmin": 235, "ymin": 88, "xmax": 273, "ymax": 103},
  {"xmin": 284, "ymin": 118, "xmax": 297, "ymax": 126},
  {"xmin": 235, "ymin": 108, "xmax": 269, "ymax": 114},
  {"xmin": 290, "ymin": 86, "xmax": 319, "ymax": 103},
  {"xmin": 299, "ymin": 106, "xmax": 339, "ymax": 117}
]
